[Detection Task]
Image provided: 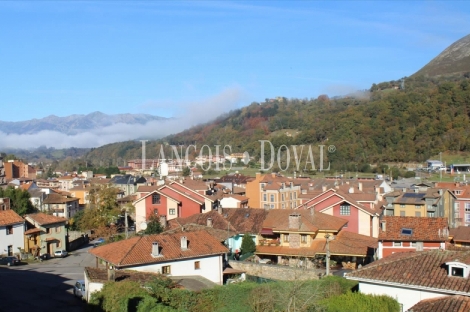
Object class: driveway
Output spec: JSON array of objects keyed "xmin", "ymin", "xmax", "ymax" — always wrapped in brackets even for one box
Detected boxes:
[{"xmin": 0, "ymin": 243, "xmax": 96, "ymax": 312}]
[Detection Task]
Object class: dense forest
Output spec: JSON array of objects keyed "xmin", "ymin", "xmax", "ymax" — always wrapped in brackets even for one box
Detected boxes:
[{"xmin": 82, "ymin": 74, "xmax": 470, "ymax": 172}]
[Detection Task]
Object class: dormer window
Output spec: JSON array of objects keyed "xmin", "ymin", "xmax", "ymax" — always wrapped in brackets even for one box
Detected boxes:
[
  {"xmin": 446, "ymin": 261, "xmax": 470, "ymax": 278},
  {"xmin": 455, "ymin": 190, "xmax": 462, "ymax": 195}
]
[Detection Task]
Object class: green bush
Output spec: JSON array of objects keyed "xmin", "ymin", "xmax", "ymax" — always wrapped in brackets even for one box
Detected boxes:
[
  {"xmin": 321, "ymin": 291, "xmax": 400, "ymax": 312},
  {"xmin": 240, "ymin": 233, "xmax": 256, "ymax": 254}
]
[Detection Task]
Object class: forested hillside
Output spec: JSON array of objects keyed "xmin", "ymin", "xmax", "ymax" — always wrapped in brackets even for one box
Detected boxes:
[{"xmin": 83, "ymin": 75, "xmax": 470, "ymax": 171}]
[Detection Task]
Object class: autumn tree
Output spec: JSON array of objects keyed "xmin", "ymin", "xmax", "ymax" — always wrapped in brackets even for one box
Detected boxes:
[{"xmin": 78, "ymin": 185, "xmax": 120, "ymax": 231}]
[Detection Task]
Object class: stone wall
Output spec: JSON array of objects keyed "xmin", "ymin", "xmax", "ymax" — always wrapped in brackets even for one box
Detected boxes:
[{"xmin": 228, "ymin": 260, "xmax": 321, "ymax": 281}]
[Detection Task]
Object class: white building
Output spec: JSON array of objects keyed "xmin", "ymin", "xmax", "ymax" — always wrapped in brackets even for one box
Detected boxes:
[
  {"xmin": 89, "ymin": 229, "xmax": 228, "ymax": 298},
  {"xmin": 345, "ymin": 250, "xmax": 470, "ymax": 311},
  {"xmin": 0, "ymin": 210, "xmax": 25, "ymax": 257}
]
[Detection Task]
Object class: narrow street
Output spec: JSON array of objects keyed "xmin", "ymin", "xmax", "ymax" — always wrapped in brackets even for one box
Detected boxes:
[{"xmin": 0, "ymin": 243, "xmax": 96, "ymax": 312}]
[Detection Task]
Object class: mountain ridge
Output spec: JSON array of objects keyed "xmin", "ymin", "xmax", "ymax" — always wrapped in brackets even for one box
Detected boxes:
[
  {"xmin": 413, "ymin": 34, "xmax": 470, "ymax": 77},
  {"xmin": 0, "ymin": 111, "xmax": 169, "ymax": 135}
]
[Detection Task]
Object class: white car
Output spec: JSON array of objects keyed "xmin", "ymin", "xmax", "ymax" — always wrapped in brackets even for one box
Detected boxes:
[
  {"xmin": 54, "ymin": 250, "xmax": 68, "ymax": 258},
  {"xmin": 73, "ymin": 280, "xmax": 86, "ymax": 300}
]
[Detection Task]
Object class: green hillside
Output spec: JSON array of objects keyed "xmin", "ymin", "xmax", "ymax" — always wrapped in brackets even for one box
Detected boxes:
[{"xmin": 83, "ymin": 75, "xmax": 470, "ymax": 171}]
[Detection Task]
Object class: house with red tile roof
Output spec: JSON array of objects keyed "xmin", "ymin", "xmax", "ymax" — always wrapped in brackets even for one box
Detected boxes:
[
  {"xmin": 24, "ymin": 212, "xmax": 67, "ymax": 256},
  {"xmin": 167, "ymin": 208, "xmax": 269, "ymax": 254},
  {"xmin": 42, "ymin": 193, "xmax": 80, "ymax": 219},
  {"xmin": 0, "ymin": 209, "xmax": 25, "ymax": 257},
  {"xmin": 89, "ymin": 230, "xmax": 228, "ymax": 285},
  {"xmin": 407, "ymin": 295, "xmax": 470, "ymax": 312},
  {"xmin": 377, "ymin": 216, "xmax": 449, "ymax": 259},
  {"xmin": 345, "ymin": 250, "xmax": 470, "ymax": 311},
  {"xmin": 133, "ymin": 182, "xmax": 216, "ymax": 233},
  {"xmin": 449, "ymin": 226, "xmax": 470, "ymax": 248},
  {"xmin": 255, "ymin": 209, "xmax": 377, "ymax": 268},
  {"xmin": 296, "ymin": 188, "xmax": 381, "ymax": 238}
]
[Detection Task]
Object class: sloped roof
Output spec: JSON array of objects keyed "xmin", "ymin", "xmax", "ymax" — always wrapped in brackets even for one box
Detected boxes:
[
  {"xmin": 25, "ymin": 212, "xmax": 67, "ymax": 226},
  {"xmin": 0, "ymin": 210, "xmax": 24, "ymax": 226},
  {"xmin": 256, "ymin": 231, "xmax": 377, "ymax": 257},
  {"xmin": 407, "ymin": 295, "xmax": 470, "ymax": 312},
  {"xmin": 110, "ymin": 174, "xmax": 146, "ymax": 185},
  {"xmin": 262, "ymin": 209, "xmax": 347, "ymax": 232},
  {"xmin": 43, "ymin": 193, "xmax": 79, "ymax": 204},
  {"xmin": 450, "ymin": 226, "xmax": 470, "ymax": 243},
  {"xmin": 89, "ymin": 230, "xmax": 228, "ymax": 267},
  {"xmin": 379, "ymin": 216, "xmax": 449, "ymax": 242},
  {"xmin": 167, "ymin": 208, "xmax": 268, "ymax": 234},
  {"xmin": 346, "ymin": 250, "xmax": 470, "ymax": 294}
]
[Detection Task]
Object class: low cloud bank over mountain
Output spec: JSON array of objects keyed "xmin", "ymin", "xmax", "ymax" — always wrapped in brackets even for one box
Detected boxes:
[{"xmin": 0, "ymin": 88, "xmax": 243, "ymax": 149}]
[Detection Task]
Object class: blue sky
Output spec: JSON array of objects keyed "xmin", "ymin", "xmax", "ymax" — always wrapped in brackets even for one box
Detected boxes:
[{"xmin": 0, "ymin": 1, "xmax": 469, "ymax": 147}]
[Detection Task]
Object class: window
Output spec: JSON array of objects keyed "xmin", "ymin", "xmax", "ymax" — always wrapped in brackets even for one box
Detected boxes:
[
  {"xmin": 169, "ymin": 208, "xmax": 176, "ymax": 215},
  {"xmin": 270, "ymin": 194, "xmax": 274, "ymax": 202},
  {"xmin": 282, "ymin": 194, "xmax": 285, "ymax": 201},
  {"xmin": 455, "ymin": 190, "xmax": 462, "ymax": 195},
  {"xmin": 400, "ymin": 211, "xmax": 406, "ymax": 216},
  {"xmin": 194, "ymin": 261, "xmax": 200, "ymax": 270},
  {"xmin": 451, "ymin": 266, "xmax": 464, "ymax": 277},
  {"xmin": 161, "ymin": 265, "xmax": 171, "ymax": 274},
  {"xmin": 400, "ymin": 204, "xmax": 405, "ymax": 209},
  {"xmin": 340, "ymin": 204, "xmax": 350, "ymax": 216},
  {"xmin": 283, "ymin": 234, "xmax": 289, "ymax": 242},
  {"xmin": 290, "ymin": 193, "xmax": 293, "ymax": 200},
  {"xmin": 152, "ymin": 194, "xmax": 161, "ymax": 204},
  {"xmin": 55, "ymin": 226, "xmax": 61, "ymax": 233},
  {"xmin": 301, "ymin": 235, "xmax": 307, "ymax": 243},
  {"xmin": 415, "ymin": 205, "xmax": 421, "ymax": 209},
  {"xmin": 465, "ymin": 203, "xmax": 470, "ymax": 211},
  {"xmin": 456, "ymin": 202, "xmax": 461, "ymax": 211},
  {"xmin": 400, "ymin": 228, "xmax": 413, "ymax": 235},
  {"xmin": 263, "ymin": 194, "xmax": 267, "ymax": 201},
  {"xmin": 415, "ymin": 212, "xmax": 421, "ymax": 217},
  {"xmin": 6, "ymin": 226, "xmax": 12, "ymax": 235},
  {"xmin": 393, "ymin": 242, "xmax": 402, "ymax": 247},
  {"xmin": 46, "ymin": 228, "xmax": 51, "ymax": 234},
  {"xmin": 466, "ymin": 213, "xmax": 470, "ymax": 223},
  {"xmin": 427, "ymin": 211, "xmax": 435, "ymax": 217},
  {"xmin": 294, "ymin": 192, "xmax": 296, "ymax": 199},
  {"xmin": 270, "ymin": 204, "xmax": 274, "ymax": 209}
]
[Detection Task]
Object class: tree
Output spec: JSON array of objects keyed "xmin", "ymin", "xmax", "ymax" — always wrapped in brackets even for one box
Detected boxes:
[
  {"xmin": 78, "ymin": 185, "xmax": 120, "ymax": 231},
  {"xmin": 0, "ymin": 186, "xmax": 36, "ymax": 216},
  {"xmin": 144, "ymin": 215, "xmax": 164, "ymax": 235},
  {"xmin": 241, "ymin": 233, "xmax": 256, "ymax": 254},
  {"xmin": 182, "ymin": 166, "xmax": 191, "ymax": 177}
]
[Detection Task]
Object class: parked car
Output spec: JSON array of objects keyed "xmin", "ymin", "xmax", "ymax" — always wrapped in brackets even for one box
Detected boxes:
[
  {"xmin": 93, "ymin": 238, "xmax": 105, "ymax": 247},
  {"xmin": 0, "ymin": 256, "xmax": 19, "ymax": 266},
  {"xmin": 73, "ymin": 280, "xmax": 86, "ymax": 300},
  {"xmin": 54, "ymin": 250, "xmax": 68, "ymax": 258}
]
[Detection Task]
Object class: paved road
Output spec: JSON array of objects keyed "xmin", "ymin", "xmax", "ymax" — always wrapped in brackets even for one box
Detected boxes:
[{"xmin": 0, "ymin": 243, "xmax": 96, "ymax": 312}]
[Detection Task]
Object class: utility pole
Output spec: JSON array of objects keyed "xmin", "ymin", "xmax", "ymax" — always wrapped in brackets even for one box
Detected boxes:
[
  {"xmin": 125, "ymin": 209, "xmax": 129, "ymax": 239},
  {"xmin": 325, "ymin": 233, "xmax": 331, "ymax": 276},
  {"xmin": 440, "ymin": 152, "xmax": 442, "ymax": 181}
]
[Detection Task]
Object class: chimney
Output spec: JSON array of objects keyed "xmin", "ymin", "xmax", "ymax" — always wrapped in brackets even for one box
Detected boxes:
[
  {"xmin": 289, "ymin": 213, "xmax": 301, "ymax": 229},
  {"xmin": 358, "ymin": 182, "xmax": 362, "ymax": 191},
  {"xmin": 207, "ymin": 217, "xmax": 213, "ymax": 227},
  {"xmin": 322, "ymin": 185, "xmax": 327, "ymax": 192},
  {"xmin": 151, "ymin": 242, "xmax": 160, "ymax": 257},
  {"xmin": 181, "ymin": 236, "xmax": 188, "ymax": 250},
  {"xmin": 349, "ymin": 187, "xmax": 354, "ymax": 194},
  {"xmin": 159, "ymin": 215, "xmax": 167, "ymax": 228},
  {"xmin": 380, "ymin": 221, "xmax": 386, "ymax": 232},
  {"xmin": 107, "ymin": 265, "xmax": 116, "ymax": 281},
  {"xmin": 271, "ymin": 172, "xmax": 276, "ymax": 178}
]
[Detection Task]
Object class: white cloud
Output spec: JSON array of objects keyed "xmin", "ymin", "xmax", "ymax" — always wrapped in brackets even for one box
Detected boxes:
[{"xmin": 0, "ymin": 87, "xmax": 245, "ymax": 149}]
